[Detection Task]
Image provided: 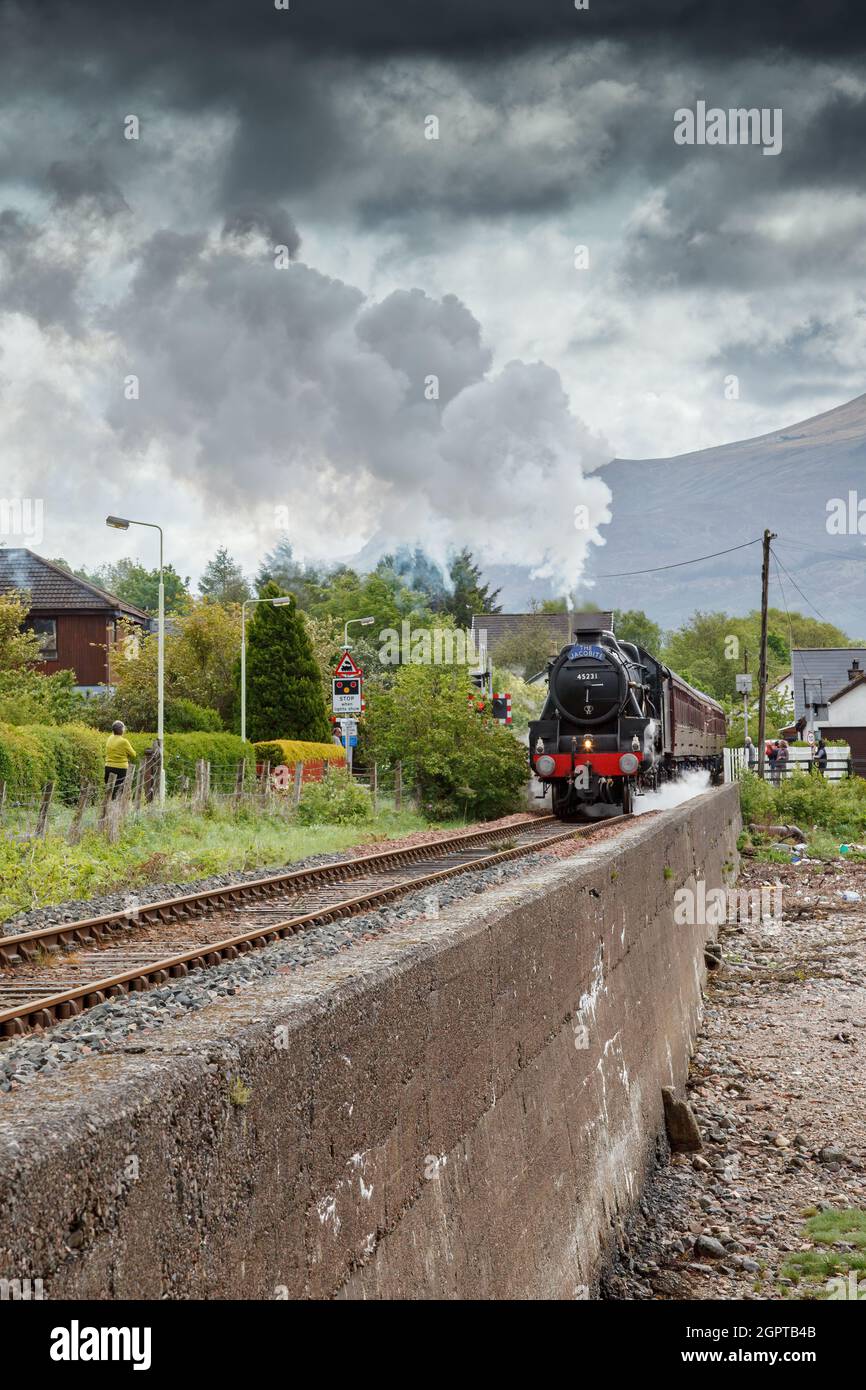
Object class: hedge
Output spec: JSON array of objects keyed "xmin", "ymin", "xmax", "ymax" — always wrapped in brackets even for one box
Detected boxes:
[
  {"xmin": 254, "ymin": 739, "xmax": 346, "ymax": 767},
  {"xmin": 0, "ymin": 724, "xmax": 257, "ymax": 801},
  {"xmin": 124, "ymin": 732, "xmax": 257, "ymax": 793}
]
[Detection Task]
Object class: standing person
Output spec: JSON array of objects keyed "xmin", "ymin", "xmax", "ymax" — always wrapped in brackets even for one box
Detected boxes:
[
  {"xmin": 743, "ymin": 735, "xmax": 757, "ymax": 772},
  {"xmin": 767, "ymin": 740, "xmax": 779, "ymax": 785},
  {"xmin": 104, "ymin": 720, "xmax": 137, "ymax": 798},
  {"xmin": 815, "ymin": 738, "xmax": 828, "ymax": 777},
  {"xmin": 775, "ymin": 738, "xmax": 789, "ymax": 784}
]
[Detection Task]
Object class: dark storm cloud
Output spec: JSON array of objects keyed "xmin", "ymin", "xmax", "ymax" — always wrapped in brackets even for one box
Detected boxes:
[
  {"xmin": 47, "ymin": 158, "xmax": 128, "ymax": 216},
  {"xmin": 0, "ymin": 207, "xmax": 81, "ymax": 331},
  {"xmin": 222, "ymin": 206, "xmax": 301, "ymax": 257},
  {"xmin": 3, "ymin": 1, "xmax": 864, "ymax": 62}
]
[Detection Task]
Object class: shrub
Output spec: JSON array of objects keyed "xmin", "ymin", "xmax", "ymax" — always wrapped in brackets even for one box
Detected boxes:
[
  {"xmin": 0, "ymin": 724, "xmax": 257, "ymax": 800},
  {"xmin": 364, "ymin": 663, "xmax": 527, "ymax": 820},
  {"xmin": 254, "ymin": 738, "xmax": 345, "ymax": 767},
  {"xmin": 0, "ymin": 668, "xmax": 81, "ymax": 725},
  {"xmin": 295, "ymin": 767, "xmax": 373, "ymax": 825},
  {"xmin": 123, "ymin": 731, "xmax": 257, "ymax": 794},
  {"xmin": 20, "ymin": 723, "xmax": 104, "ymax": 802},
  {"xmin": 165, "ymin": 699, "xmax": 223, "ymax": 733},
  {"xmin": 0, "ymin": 723, "xmax": 52, "ymax": 798}
]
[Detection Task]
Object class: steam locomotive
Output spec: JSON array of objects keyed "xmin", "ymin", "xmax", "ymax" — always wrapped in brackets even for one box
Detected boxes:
[{"xmin": 528, "ymin": 615, "xmax": 725, "ymax": 818}]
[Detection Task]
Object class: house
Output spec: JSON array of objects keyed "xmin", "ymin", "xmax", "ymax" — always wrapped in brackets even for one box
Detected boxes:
[
  {"xmin": 817, "ymin": 664, "xmax": 866, "ymax": 778},
  {"xmin": 0, "ymin": 548, "xmax": 150, "ymax": 693},
  {"xmin": 769, "ymin": 670, "xmax": 793, "ymax": 703},
  {"xmin": 791, "ymin": 648, "xmax": 866, "ymax": 724},
  {"xmin": 471, "ymin": 611, "xmax": 614, "ymax": 659}
]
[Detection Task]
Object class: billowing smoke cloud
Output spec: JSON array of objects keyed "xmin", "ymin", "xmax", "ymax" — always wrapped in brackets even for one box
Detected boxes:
[{"xmin": 93, "ymin": 225, "xmax": 611, "ymax": 592}]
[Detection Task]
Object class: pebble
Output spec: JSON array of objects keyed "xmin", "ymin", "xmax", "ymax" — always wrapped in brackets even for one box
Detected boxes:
[{"xmin": 0, "ymin": 842, "xmax": 566, "ymax": 1090}]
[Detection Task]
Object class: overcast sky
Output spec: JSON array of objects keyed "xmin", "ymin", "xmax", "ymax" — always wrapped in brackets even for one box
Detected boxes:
[{"xmin": 1, "ymin": 1, "xmax": 865, "ymax": 592}]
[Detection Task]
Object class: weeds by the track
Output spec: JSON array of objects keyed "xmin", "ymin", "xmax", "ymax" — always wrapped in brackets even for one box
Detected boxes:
[{"xmin": 0, "ymin": 796, "xmax": 446, "ymax": 923}]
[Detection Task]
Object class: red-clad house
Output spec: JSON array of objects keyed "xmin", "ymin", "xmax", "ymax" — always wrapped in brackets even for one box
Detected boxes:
[{"xmin": 0, "ymin": 548, "xmax": 150, "ymax": 692}]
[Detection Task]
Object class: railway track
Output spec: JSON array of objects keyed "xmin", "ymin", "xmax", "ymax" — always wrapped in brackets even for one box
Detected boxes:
[{"xmin": 0, "ymin": 813, "xmax": 629, "ymax": 1037}]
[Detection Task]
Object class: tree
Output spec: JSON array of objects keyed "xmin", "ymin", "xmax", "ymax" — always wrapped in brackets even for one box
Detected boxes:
[
  {"xmin": 0, "ymin": 592, "xmax": 41, "ymax": 669},
  {"xmin": 256, "ymin": 535, "xmax": 320, "ymax": 603},
  {"xmin": 442, "ymin": 548, "xmax": 501, "ymax": 627},
  {"xmin": 57, "ymin": 558, "xmax": 192, "ymax": 616},
  {"xmin": 108, "ymin": 602, "xmax": 242, "ymax": 729},
  {"xmin": 661, "ymin": 608, "xmax": 853, "ymax": 702},
  {"xmin": 240, "ymin": 583, "xmax": 330, "ymax": 743},
  {"xmin": 364, "ymin": 662, "xmax": 526, "ymax": 820},
  {"xmin": 198, "ymin": 547, "xmax": 251, "ymax": 605},
  {"xmin": 614, "ymin": 609, "xmax": 663, "ymax": 652}
]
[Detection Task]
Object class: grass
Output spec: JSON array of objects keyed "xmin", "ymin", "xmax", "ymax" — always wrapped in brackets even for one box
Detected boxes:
[
  {"xmin": 778, "ymin": 1209, "xmax": 866, "ymax": 1298},
  {"xmin": 739, "ymin": 770, "xmax": 866, "ymax": 862},
  {"xmin": 228, "ymin": 1077, "xmax": 252, "ymax": 1108},
  {"xmin": 0, "ymin": 796, "xmax": 450, "ymax": 922}
]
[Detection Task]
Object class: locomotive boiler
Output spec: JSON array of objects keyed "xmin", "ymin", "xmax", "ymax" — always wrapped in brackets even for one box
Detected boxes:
[{"xmin": 528, "ymin": 615, "xmax": 725, "ymax": 818}]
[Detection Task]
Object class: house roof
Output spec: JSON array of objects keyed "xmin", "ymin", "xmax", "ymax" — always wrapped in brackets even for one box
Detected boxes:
[
  {"xmin": 791, "ymin": 647, "xmax": 866, "ymax": 719},
  {"xmin": 0, "ymin": 548, "xmax": 149, "ymax": 620},
  {"xmin": 472, "ymin": 611, "xmax": 614, "ymax": 652},
  {"xmin": 829, "ymin": 675, "xmax": 866, "ymax": 704}
]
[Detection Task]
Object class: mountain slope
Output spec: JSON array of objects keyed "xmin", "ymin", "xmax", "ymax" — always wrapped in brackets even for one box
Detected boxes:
[{"xmin": 571, "ymin": 393, "xmax": 866, "ymax": 634}]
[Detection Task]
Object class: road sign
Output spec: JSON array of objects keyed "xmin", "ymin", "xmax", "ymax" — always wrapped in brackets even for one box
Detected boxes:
[
  {"xmin": 334, "ymin": 650, "xmax": 363, "ymax": 677},
  {"xmin": 332, "ymin": 676, "xmax": 362, "ymax": 713},
  {"xmin": 735, "ymin": 674, "xmax": 753, "ymax": 693},
  {"xmin": 338, "ymin": 717, "xmax": 358, "ymax": 748}
]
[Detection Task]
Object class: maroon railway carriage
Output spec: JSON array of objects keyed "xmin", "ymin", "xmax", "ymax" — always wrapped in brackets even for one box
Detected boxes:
[{"xmin": 528, "ymin": 619, "xmax": 725, "ymax": 818}]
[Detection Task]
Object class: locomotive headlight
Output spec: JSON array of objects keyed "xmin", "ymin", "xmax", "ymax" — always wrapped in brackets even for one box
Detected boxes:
[
  {"xmin": 631, "ymin": 735, "xmax": 641, "ymax": 751},
  {"xmin": 535, "ymin": 754, "xmax": 557, "ymax": 777},
  {"xmin": 619, "ymin": 752, "xmax": 640, "ymax": 775},
  {"xmin": 582, "ymin": 737, "xmax": 593, "ymax": 751}
]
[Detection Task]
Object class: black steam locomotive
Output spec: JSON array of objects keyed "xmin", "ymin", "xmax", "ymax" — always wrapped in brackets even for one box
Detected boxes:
[{"xmin": 528, "ymin": 615, "xmax": 725, "ymax": 817}]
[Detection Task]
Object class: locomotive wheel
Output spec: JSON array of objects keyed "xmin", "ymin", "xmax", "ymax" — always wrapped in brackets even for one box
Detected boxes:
[{"xmin": 621, "ymin": 779, "xmax": 633, "ymax": 815}]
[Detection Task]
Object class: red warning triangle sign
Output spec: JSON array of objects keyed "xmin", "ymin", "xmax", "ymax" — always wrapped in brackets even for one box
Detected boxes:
[{"xmin": 334, "ymin": 650, "xmax": 362, "ymax": 677}]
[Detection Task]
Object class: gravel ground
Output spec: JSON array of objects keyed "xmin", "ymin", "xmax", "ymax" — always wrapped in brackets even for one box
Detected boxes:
[
  {"xmin": 603, "ymin": 857, "xmax": 866, "ymax": 1301},
  {"xmin": 0, "ymin": 818, "xmax": 610, "ymax": 1093},
  {"xmin": 0, "ymin": 811, "xmax": 535, "ymax": 938}
]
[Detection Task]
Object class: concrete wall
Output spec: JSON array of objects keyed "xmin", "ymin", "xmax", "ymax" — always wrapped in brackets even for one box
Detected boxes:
[{"xmin": 0, "ymin": 785, "xmax": 740, "ymax": 1300}]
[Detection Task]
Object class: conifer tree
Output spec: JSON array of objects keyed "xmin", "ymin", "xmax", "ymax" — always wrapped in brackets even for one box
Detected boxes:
[{"xmin": 241, "ymin": 582, "xmax": 330, "ymax": 742}]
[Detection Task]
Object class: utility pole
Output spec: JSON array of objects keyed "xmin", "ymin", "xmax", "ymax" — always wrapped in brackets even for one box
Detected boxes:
[
  {"xmin": 743, "ymin": 647, "xmax": 749, "ymax": 744},
  {"xmin": 756, "ymin": 529, "xmax": 777, "ymax": 779}
]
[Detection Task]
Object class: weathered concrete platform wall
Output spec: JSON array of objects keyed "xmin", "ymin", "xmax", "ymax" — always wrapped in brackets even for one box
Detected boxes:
[{"xmin": 0, "ymin": 785, "xmax": 740, "ymax": 1299}]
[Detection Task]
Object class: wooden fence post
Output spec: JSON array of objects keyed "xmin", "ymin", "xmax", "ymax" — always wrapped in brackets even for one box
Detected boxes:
[
  {"xmin": 68, "ymin": 784, "xmax": 92, "ymax": 845},
  {"xmin": 0, "ymin": 780, "xmax": 6, "ymax": 825},
  {"xmin": 292, "ymin": 761, "xmax": 303, "ymax": 808},
  {"xmin": 394, "ymin": 761, "xmax": 402, "ymax": 812},
  {"xmin": 98, "ymin": 774, "xmax": 115, "ymax": 829},
  {"xmin": 36, "ymin": 781, "xmax": 55, "ymax": 839},
  {"xmin": 371, "ymin": 762, "xmax": 378, "ymax": 816},
  {"xmin": 234, "ymin": 759, "xmax": 246, "ymax": 808},
  {"xmin": 259, "ymin": 761, "xmax": 271, "ymax": 804}
]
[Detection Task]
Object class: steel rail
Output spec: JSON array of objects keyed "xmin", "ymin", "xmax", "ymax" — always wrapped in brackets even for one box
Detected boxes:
[
  {"xmin": 0, "ymin": 815, "xmax": 556, "ymax": 967},
  {"xmin": 0, "ymin": 816, "xmax": 628, "ymax": 1036}
]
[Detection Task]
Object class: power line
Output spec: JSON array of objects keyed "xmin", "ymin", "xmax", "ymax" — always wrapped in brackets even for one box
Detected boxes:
[
  {"xmin": 774, "ymin": 533, "xmax": 865, "ymax": 560},
  {"xmin": 769, "ymin": 546, "xmax": 831, "ymax": 625},
  {"xmin": 591, "ymin": 536, "xmax": 762, "ymax": 579}
]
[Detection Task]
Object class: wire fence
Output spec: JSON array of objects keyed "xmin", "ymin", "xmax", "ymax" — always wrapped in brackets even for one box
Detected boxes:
[{"xmin": 0, "ymin": 758, "xmax": 419, "ymax": 846}]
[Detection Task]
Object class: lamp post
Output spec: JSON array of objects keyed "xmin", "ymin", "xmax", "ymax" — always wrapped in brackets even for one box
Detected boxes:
[
  {"xmin": 241, "ymin": 595, "xmax": 293, "ymax": 744},
  {"xmin": 106, "ymin": 515, "xmax": 165, "ymax": 805},
  {"xmin": 343, "ymin": 615, "xmax": 375, "ymax": 649}
]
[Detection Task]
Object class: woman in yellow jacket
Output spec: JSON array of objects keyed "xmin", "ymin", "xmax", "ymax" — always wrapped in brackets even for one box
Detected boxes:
[{"xmin": 105, "ymin": 720, "xmax": 137, "ymax": 798}]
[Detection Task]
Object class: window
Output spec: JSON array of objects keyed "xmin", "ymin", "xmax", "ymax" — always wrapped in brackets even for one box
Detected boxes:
[
  {"xmin": 27, "ymin": 618, "xmax": 58, "ymax": 662},
  {"xmin": 803, "ymin": 677, "xmax": 824, "ymax": 708}
]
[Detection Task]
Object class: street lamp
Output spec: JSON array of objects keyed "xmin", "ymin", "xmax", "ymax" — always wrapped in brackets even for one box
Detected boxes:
[
  {"xmin": 240, "ymin": 595, "xmax": 293, "ymax": 743},
  {"xmin": 106, "ymin": 514, "xmax": 165, "ymax": 805},
  {"xmin": 343, "ymin": 615, "xmax": 375, "ymax": 649}
]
